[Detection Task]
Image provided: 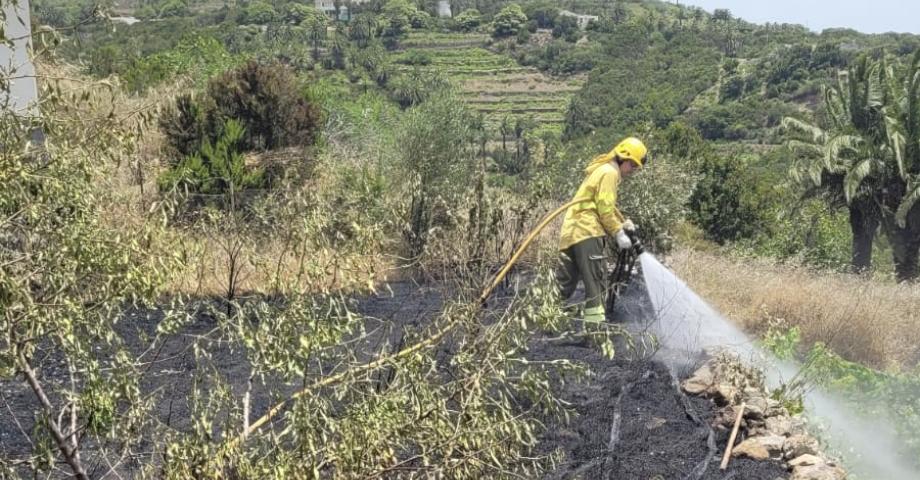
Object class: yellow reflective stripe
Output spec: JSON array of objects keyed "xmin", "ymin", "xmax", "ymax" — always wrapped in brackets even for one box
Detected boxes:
[
  {"xmin": 578, "ymin": 201, "xmax": 596, "ymax": 210},
  {"xmin": 584, "ymin": 306, "xmax": 606, "ymax": 324},
  {"xmin": 597, "ymin": 205, "xmax": 615, "ymax": 215}
]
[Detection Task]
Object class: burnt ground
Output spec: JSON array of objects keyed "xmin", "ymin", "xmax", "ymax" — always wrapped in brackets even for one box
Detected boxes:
[{"xmin": 0, "ymin": 279, "xmax": 788, "ymax": 479}]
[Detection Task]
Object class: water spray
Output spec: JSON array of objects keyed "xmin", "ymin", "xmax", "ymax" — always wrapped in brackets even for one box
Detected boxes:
[{"xmin": 637, "ymin": 253, "xmax": 920, "ymax": 479}]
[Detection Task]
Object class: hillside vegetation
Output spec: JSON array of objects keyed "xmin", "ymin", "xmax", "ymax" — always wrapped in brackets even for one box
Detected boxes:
[{"xmin": 4, "ymin": 0, "xmax": 920, "ymax": 477}]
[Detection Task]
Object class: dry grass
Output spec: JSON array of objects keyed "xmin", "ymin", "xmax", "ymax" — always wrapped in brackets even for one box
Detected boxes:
[{"xmin": 668, "ymin": 248, "xmax": 920, "ymax": 370}]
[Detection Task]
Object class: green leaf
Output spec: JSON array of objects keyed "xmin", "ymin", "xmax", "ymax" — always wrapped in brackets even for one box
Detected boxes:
[
  {"xmin": 896, "ymin": 181, "xmax": 920, "ymax": 227},
  {"xmin": 843, "ymin": 158, "xmax": 873, "ymax": 203}
]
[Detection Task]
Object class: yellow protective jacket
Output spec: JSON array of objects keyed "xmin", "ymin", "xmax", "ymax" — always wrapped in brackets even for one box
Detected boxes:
[{"xmin": 559, "ymin": 152, "xmax": 626, "ymax": 251}]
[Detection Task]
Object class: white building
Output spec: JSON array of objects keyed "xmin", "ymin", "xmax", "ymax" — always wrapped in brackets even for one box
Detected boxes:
[
  {"xmin": 1, "ymin": 0, "xmax": 39, "ymax": 117},
  {"xmin": 559, "ymin": 10, "xmax": 599, "ymax": 30}
]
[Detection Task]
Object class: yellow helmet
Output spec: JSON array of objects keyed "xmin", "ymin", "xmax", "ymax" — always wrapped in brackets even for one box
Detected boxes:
[{"xmin": 613, "ymin": 137, "xmax": 648, "ymax": 167}]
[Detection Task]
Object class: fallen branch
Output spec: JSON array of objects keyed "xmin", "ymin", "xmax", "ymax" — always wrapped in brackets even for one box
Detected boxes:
[
  {"xmin": 221, "ymin": 198, "xmax": 584, "ymax": 456},
  {"xmin": 18, "ymin": 352, "xmax": 89, "ymax": 480}
]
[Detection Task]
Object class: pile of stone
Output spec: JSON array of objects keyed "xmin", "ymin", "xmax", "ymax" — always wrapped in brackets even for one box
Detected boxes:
[{"xmin": 681, "ymin": 353, "xmax": 847, "ymax": 480}]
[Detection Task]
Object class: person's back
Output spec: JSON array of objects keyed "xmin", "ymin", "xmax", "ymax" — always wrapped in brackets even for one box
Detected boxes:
[{"xmin": 559, "ymin": 161, "xmax": 622, "ymax": 251}]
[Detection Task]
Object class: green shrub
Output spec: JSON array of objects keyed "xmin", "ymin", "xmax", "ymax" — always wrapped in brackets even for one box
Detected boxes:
[
  {"xmin": 387, "ymin": 71, "xmax": 450, "ymax": 109},
  {"xmin": 158, "ymin": 0, "xmax": 189, "ymax": 18},
  {"xmin": 396, "ymin": 49, "xmax": 432, "ymax": 66},
  {"xmin": 552, "ymin": 15, "xmax": 579, "ymax": 43},
  {"xmin": 398, "ymin": 93, "xmax": 475, "ymax": 257},
  {"xmin": 158, "ymin": 61, "xmax": 322, "ymax": 196},
  {"xmin": 689, "ymin": 153, "xmax": 778, "ymax": 244},
  {"xmin": 243, "ymin": 1, "xmax": 277, "ymax": 24},
  {"xmin": 455, "ymin": 9, "xmax": 482, "ymax": 32},
  {"xmin": 281, "ymin": 2, "xmax": 317, "ymax": 24},
  {"xmin": 619, "ymin": 156, "xmax": 698, "ymax": 253},
  {"xmin": 121, "ymin": 35, "xmax": 241, "ymax": 93},
  {"xmin": 523, "ymin": 3, "xmax": 559, "ymax": 28},
  {"xmin": 492, "ymin": 4, "xmax": 527, "ymax": 38},
  {"xmin": 203, "ymin": 60, "xmax": 323, "ymax": 151},
  {"xmin": 158, "ymin": 120, "xmax": 265, "ymax": 195}
]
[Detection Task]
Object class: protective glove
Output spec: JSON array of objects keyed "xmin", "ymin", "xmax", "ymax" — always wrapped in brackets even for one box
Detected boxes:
[
  {"xmin": 614, "ymin": 229, "xmax": 633, "ymax": 250},
  {"xmin": 623, "ymin": 219, "xmax": 637, "ymax": 232}
]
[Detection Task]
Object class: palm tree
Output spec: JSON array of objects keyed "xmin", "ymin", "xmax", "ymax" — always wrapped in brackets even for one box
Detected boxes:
[
  {"xmin": 349, "ymin": 13, "xmax": 377, "ymax": 48},
  {"xmin": 327, "ymin": 27, "xmax": 348, "ymax": 70},
  {"xmin": 878, "ymin": 51, "xmax": 920, "ymax": 281},
  {"xmin": 302, "ymin": 13, "xmax": 328, "ymax": 61},
  {"xmin": 783, "ymin": 56, "xmax": 891, "ymax": 272},
  {"xmin": 786, "ymin": 52, "xmax": 920, "ymax": 281}
]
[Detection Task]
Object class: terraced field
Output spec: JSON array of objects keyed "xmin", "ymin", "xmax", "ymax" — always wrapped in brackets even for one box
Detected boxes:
[{"xmin": 395, "ymin": 32, "xmax": 584, "ymax": 140}]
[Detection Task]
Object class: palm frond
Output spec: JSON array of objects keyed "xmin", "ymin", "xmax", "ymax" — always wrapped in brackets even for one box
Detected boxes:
[
  {"xmin": 824, "ymin": 85, "xmax": 848, "ymax": 130},
  {"xmin": 825, "ymin": 134, "xmax": 862, "ymax": 173},
  {"xmin": 866, "ymin": 62, "xmax": 884, "ymax": 108},
  {"xmin": 782, "ymin": 117, "xmax": 826, "ymax": 144},
  {"xmin": 896, "ymin": 181, "xmax": 920, "ymax": 227},
  {"xmin": 808, "ymin": 162, "xmax": 825, "ymax": 186},
  {"xmin": 843, "ymin": 158, "xmax": 874, "ymax": 203},
  {"xmin": 885, "ymin": 115, "xmax": 907, "ymax": 178}
]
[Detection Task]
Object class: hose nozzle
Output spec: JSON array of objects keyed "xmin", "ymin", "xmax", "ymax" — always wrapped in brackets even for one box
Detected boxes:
[{"xmin": 626, "ymin": 230, "xmax": 644, "ymax": 255}]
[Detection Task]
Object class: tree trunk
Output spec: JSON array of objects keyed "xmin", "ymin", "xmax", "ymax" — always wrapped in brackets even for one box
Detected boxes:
[
  {"xmin": 888, "ymin": 226, "xmax": 920, "ymax": 282},
  {"xmin": 849, "ymin": 207, "xmax": 878, "ymax": 273}
]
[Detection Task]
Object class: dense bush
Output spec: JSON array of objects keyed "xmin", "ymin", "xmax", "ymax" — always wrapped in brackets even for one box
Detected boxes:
[
  {"xmin": 243, "ymin": 1, "xmax": 277, "ymax": 24},
  {"xmin": 387, "ymin": 70, "xmax": 450, "ymax": 109},
  {"xmin": 492, "ymin": 3, "xmax": 528, "ymax": 38},
  {"xmin": 159, "ymin": 0, "xmax": 189, "ymax": 18},
  {"xmin": 564, "ymin": 31, "xmax": 720, "ymax": 138},
  {"xmin": 516, "ymin": 40, "xmax": 597, "ymax": 75},
  {"xmin": 397, "ymin": 93, "xmax": 475, "ymax": 257},
  {"xmin": 618, "ymin": 156, "xmax": 698, "ymax": 253},
  {"xmin": 396, "ymin": 49, "xmax": 433, "ymax": 66},
  {"xmin": 454, "ymin": 8, "xmax": 482, "ymax": 31},
  {"xmin": 689, "ymin": 153, "xmax": 779, "ymax": 244},
  {"xmin": 690, "ymin": 98, "xmax": 798, "ymax": 141},
  {"xmin": 523, "ymin": 2, "xmax": 559, "ymax": 29},
  {"xmin": 158, "ymin": 61, "xmax": 322, "ymax": 195},
  {"xmin": 120, "ymin": 35, "xmax": 241, "ymax": 92},
  {"xmin": 158, "ymin": 120, "xmax": 265, "ymax": 195},
  {"xmin": 203, "ymin": 60, "xmax": 323, "ymax": 151},
  {"xmin": 552, "ymin": 15, "xmax": 580, "ymax": 43},
  {"xmin": 281, "ymin": 2, "xmax": 317, "ymax": 24}
]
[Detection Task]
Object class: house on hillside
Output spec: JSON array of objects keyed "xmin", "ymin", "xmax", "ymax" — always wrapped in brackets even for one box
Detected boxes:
[
  {"xmin": 437, "ymin": 0, "xmax": 452, "ymax": 18},
  {"xmin": 558, "ymin": 10, "xmax": 599, "ymax": 30},
  {"xmin": 314, "ymin": 0, "xmax": 367, "ymax": 20}
]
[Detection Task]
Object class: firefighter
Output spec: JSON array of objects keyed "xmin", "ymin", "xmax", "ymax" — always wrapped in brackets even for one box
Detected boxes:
[{"xmin": 557, "ymin": 137, "xmax": 647, "ymax": 324}]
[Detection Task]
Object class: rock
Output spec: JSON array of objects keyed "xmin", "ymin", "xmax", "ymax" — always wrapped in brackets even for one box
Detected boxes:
[
  {"xmin": 766, "ymin": 416, "xmax": 795, "ymax": 437},
  {"xmin": 714, "ymin": 407, "xmax": 735, "ymax": 428},
  {"xmin": 784, "ymin": 434, "xmax": 820, "ymax": 459},
  {"xmin": 766, "ymin": 398, "xmax": 787, "ymax": 417},
  {"xmin": 714, "ymin": 384, "xmax": 739, "ymax": 405},
  {"xmin": 646, "ymin": 417, "xmax": 667, "ymax": 430},
  {"xmin": 756, "ymin": 434, "xmax": 787, "ymax": 456},
  {"xmin": 682, "ymin": 364, "xmax": 715, "ymax": 395},
  {"xmin": 744, "ymin": 388, "xmax": 769, "ymax": 420},
  {"xmin": 789, "ymin": 454, "xmax": 825, "ymax": 468},
  {"xmin": 791, "ymin": 463, "xmax": 847, "ymax": 480},
  {"xmin": 732, "ymin": 439, "xmax": 770, "ymax": 461}
]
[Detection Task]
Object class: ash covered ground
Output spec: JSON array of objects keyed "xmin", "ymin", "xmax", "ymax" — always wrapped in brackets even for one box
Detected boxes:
[{"xmin": 0, "ymin": 277, "xmax": 787, "ymax": 479}]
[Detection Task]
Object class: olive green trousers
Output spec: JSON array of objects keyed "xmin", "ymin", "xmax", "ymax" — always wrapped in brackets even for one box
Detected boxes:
[{"xmin": 556, "ymin": 236, "xmax": 608, "ymax": 323}]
